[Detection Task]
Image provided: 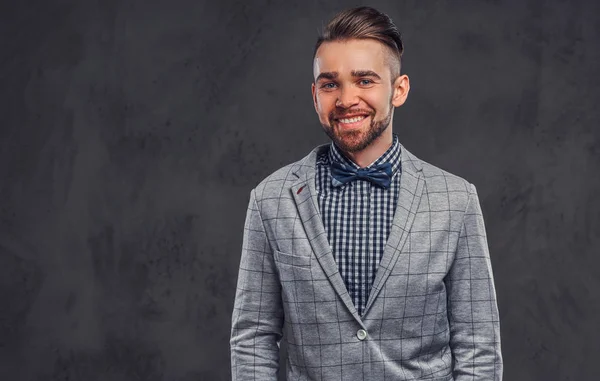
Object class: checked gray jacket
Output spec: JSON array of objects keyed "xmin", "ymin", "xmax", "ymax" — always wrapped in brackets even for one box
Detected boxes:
[{"xmin": 230, "ymin": 142, "xmax": 503, "ymax": 381}]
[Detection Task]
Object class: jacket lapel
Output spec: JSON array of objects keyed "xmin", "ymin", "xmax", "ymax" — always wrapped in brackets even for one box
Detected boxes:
[
  {"xmin": 363, "ymin": 145, "xmax": 425, "ymax": 315},
  {"xmin": 290, "ymin": 144, "xmax": 364, "ymax": 324},
  {"xmin": 288, "ymin": 142, "xmax": 425, "ymax": 322}
]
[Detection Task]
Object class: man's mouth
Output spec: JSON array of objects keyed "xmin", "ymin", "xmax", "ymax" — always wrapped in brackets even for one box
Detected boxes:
[
  {"xmin": 339, "ymin": 115, "xmax": 367, "ymax": 123},
  {"xmin": 335, "ymin": 114, "xmax": 369, "ymax": 127}
]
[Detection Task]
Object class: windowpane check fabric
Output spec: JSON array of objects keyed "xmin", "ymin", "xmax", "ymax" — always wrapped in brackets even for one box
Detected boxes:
[
  {"xmin": 315, "ymin": 133, "xmax": 402, "ymax": 316},
  {"xmin": 231, "ymin": 141, "xmax": 503, "ymax": 381}
]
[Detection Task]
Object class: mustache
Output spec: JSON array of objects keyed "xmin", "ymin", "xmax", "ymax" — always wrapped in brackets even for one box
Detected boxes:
[{"xmin": 329, "ymin": 109, "xmax": 374, "ymax": 120}]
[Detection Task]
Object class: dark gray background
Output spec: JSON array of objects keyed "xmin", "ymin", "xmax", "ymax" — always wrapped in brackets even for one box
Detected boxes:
[{"xmin": 1, "ymin": 0, "xmax": 598, "ymax": 380}]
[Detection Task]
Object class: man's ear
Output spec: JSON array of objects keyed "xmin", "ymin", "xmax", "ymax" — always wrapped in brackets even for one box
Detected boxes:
[
  {"xmin": 392, "ymin": 74, "xmax": 410, "ymax": 107},
  {"xmin": 311, "ymin": 82, "xmax": 318, "ymax": 111}
]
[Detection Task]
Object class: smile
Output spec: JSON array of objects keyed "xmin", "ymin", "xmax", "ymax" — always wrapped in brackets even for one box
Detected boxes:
[{"xmin": 337, "ymin": 115, "xmax": 368, "ymax": 126}]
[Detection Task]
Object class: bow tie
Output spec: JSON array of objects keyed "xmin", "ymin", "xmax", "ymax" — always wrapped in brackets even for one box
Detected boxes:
[{"xmin": 330, "ymin": 161, "xmax": 393, "ymax": 189}]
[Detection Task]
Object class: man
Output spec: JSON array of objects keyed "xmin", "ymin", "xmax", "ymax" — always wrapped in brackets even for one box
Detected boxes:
[{"xmin": 231, "ymin": 6, "xmax": 502, "ymax": 381}]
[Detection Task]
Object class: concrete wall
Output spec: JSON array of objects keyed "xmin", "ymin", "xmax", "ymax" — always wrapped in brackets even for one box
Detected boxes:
[{"xmin": 1, "ymin": 0, "xmax": 598, "ymax": 380}]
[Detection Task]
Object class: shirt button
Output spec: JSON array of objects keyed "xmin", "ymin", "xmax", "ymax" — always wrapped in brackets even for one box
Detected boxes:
[{"xmin": 356, "ymin": 329, "xmax": 367, "ymax": 341}]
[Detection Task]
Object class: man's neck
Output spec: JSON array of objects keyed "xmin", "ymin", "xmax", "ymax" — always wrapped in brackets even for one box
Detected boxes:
[{"xmin": 340, "ymin": 129, "xmax": 394, "ymax": 168}]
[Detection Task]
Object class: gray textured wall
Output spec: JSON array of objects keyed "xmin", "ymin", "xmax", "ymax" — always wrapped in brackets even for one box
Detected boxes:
[{"xmin": 1, "ymin": 0, "xmax": 599, "ymax": 380}]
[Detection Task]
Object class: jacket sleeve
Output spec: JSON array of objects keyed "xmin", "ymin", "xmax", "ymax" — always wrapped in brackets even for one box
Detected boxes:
[
  {"xmin": 230, "ymin": 188, "xmax": 283, "ymax": 380},
  {"xmin": 446, "ymin": 183, "xmax": 503, "ymax": 380}
]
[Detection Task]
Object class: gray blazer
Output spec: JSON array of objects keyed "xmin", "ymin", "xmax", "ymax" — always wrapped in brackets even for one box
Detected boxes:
[{"xmin": 231, "ymin": 143, "xmax": 502, "ymax": 381}]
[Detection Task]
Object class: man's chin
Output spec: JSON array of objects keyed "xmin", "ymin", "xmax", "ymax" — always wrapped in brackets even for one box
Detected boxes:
[
  {"xmin": 332, "ymin": 131, "xmax": 368, "ymax": 153},
  {"xmin": 322, "ymin": 123, "xmax": 371, "ymax": 151}
]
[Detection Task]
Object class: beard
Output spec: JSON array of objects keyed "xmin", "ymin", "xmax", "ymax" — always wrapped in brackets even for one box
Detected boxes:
[{"xmin": 320, "ymin": 102, "xmax": 393, "ymax": 153}]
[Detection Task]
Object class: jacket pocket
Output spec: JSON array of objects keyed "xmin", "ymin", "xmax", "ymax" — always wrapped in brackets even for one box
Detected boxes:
[
  {"xmin": 274, "ymin": 250, "xmax": 312, "ymax": 268},
  {"xmin": 274, "ymin": 250, "xmax": 313, "ymax": 281}
]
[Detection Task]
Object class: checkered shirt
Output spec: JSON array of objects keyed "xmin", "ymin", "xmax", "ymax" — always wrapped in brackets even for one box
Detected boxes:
[{"xmin": 315, "ymin": 133, "xmax": 402, "ymax": 316}]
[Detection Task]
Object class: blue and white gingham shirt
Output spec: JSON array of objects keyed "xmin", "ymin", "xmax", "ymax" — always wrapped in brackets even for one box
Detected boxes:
[{"xmin": 315, "ymin": 133, "xmax": 402, "ymax": 316}]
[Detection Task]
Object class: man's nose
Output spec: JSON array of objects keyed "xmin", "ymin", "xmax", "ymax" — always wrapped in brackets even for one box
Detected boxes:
[{"xmin": 336, "ymin": 87, "xmax": 360, "ymax": 108}]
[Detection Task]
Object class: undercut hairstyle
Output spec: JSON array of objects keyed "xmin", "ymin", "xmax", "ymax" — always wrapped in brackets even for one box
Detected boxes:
[{"xmin": 313, "ymin": 6, "xmax": 404, "ymax": 82}]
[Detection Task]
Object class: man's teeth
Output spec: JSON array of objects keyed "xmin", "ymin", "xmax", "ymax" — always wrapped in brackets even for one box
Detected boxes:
[{"xmin": 339, "ymin": 116, "xmax": 367, "ymax": 123}]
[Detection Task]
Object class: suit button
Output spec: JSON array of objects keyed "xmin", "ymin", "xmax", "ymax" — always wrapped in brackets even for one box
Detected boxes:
[{"xmin": 356, "ymin": 329, "xmax": 367, "ymax": 341}]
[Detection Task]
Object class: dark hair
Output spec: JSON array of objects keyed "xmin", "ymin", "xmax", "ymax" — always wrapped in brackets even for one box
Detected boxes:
[{"xmin": 313, "ymin": 6, "xmax": 404, "ymax": 79}]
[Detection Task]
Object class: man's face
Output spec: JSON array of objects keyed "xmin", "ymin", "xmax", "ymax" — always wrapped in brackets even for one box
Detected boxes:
[{"xmin": 311, "ymin": 38, "xmax": 409, "ymax": 153}]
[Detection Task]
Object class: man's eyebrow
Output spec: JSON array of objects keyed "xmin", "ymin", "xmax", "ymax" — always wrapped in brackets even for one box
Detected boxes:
[
  {"xmin": 351, "ymin": 70, "xmax": 381, "ymax": 80},
  {"xmin": 315, "ymin": 70, "xmax": 382, "ymax": 82},
  {"xmin": 315, "ymin": 72, "xmax": 338, "ymax": 82}
]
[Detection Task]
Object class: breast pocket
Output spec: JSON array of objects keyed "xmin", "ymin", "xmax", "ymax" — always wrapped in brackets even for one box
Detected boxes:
[{"xmin": 274, "ymin": 250, "xmax": 313, "ymax": 281}]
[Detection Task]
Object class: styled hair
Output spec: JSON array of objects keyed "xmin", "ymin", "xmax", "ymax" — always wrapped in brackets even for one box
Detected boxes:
[{"xmin": 313, "ymin": 6, "xmax": 404, "ymax": 79}]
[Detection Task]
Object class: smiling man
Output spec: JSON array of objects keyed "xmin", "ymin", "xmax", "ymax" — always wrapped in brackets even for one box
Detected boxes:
[{"xmin": 231, "ymin": 6, "xmax": 502, "ymax": 381}]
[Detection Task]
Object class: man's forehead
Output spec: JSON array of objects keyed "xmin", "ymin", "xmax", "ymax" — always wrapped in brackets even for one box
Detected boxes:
[{"xmin": 313, "ymin": 39, "xmax": 390, "ymax": 77}]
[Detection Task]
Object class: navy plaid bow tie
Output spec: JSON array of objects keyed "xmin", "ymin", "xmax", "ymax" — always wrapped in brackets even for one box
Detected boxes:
[{"xmin": 330, "ymin": 161, "xmax": 393, "ymax": 189}]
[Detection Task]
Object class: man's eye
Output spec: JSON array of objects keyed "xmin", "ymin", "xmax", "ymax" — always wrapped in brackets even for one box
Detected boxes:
[
  {"xmin": 322, "ymin": 83, "xmax": 337, "ymax": 89},
  {"xmin": 359, "ymin": 79, "xmax": 373, "ymax": 85}
]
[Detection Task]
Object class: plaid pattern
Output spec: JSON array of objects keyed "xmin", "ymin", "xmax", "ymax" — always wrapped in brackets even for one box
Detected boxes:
[
  {"xmin": 316, "ymin": 134, "xmax": 402, "ymax": 316},
  {"xmin": 231, "ymin": 142, "xmax": 503, "ymax": 380}
]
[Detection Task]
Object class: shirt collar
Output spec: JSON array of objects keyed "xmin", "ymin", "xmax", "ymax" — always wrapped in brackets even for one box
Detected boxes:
[{"xmin": 327, "ymin": 133, "xmax": 402, "ymax": 175}]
